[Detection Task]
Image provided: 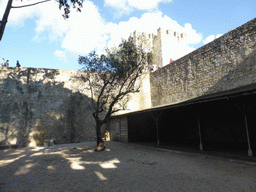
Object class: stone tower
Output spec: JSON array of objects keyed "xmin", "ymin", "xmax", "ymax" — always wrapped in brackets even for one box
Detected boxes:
[{"xmin": 129, "ymin": 27, "xmax": 187, "ymax": 70}]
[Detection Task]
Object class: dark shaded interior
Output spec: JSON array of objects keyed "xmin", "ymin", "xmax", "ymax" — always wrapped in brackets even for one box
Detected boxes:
[
  {"xmin": 127, "ymin": 93, "xmax": 256, "ymax": 156},
  {"xmin": 128, "ymin": 112, "xmax": 156, "ymax": 142},
  {"xmin": 200, "ymin": 98, "xmax": 248, "ymax": 154},
  {"xmin": 158, "ymin": 106, "xmax": 199, "ymax": 148}
]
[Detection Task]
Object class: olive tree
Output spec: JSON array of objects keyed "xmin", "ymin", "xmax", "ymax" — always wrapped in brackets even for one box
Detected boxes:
[{"xmin": 77, "ymin": 39, "xmax": 147, "ymax": 151}]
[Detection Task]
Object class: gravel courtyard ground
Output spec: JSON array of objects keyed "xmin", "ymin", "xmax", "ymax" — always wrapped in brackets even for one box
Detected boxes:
[{"xmin": 0, "ymin": 141, "xmax": 256, "ymax": 192}]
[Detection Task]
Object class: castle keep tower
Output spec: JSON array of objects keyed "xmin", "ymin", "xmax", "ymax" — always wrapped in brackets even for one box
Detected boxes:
[{"xmin": 129, "ymin": 27, "xmax": 187, "ymax": 70}]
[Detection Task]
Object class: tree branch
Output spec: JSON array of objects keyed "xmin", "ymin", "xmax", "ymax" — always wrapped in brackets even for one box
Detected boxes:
[
  {"xmin": 88, "ymin": 75, "xmax": 96, "ymax": 112},
  {"xmin": 96, "ymin": 76, "xmax": 109, "ymax": 112},
  {"xmin": 11, "ymin": 0, "xmax": 51, "ymax": 8},
  {"xmin": 0, "ymin": 0, "xmax": 13, "ymax": 41}
]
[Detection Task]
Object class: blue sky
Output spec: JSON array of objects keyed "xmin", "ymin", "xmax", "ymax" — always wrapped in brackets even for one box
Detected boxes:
[{"xmin": 0, "ymin": 0, "xmax": 255, "ymax": 70}]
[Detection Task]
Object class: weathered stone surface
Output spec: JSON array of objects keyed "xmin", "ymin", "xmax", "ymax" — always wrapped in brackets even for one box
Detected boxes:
[
  {"xmin": 0, "ymin": 68, "xmax": 151, "ymax": 146},
  {"xmin": 150, "ymin": 18, "xmax": 256, "ymax": 107},
  {"xmin": 109, "ymin": 116, "xmax": 128, "ymax": 143},
  {"xmin": 108, "ymin": 18, "xmax": 256, "ymax": 144},
  {"xmin": 43, "ymin": 139, "xmax": 54, "ymax": 147},
  {"xmin": 1, "ymin": 18, "xmax": 256, "ymax": 146},
  {"xmin": 0, "ymin": 68, "xmax": 97, "ymax": 146}
]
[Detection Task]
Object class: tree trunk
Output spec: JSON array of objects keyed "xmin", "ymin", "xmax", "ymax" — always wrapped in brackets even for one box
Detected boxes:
[
  {"xmin": 0, "ymin": 0, "xmax": 13, "ymax": 41},
  {"xmin": 95, "ymin": 121, "xmax": 106, "ymax": 151}
]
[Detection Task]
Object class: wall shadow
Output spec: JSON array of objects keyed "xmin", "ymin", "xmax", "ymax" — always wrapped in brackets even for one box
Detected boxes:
[
  {"xmin": 128, "ymin": 29, "xmax": 256, "ymax": 156},
  {"xmin": 197, "ymin": 47, "xmax": 256, "ymax": 155},
  {"xmin": 128, "ymin": 112, "xmax": 156, "ymax": 143},
  {"xmin": 0, "ymin": 67, "xmax": 97, "ymax": 147}
]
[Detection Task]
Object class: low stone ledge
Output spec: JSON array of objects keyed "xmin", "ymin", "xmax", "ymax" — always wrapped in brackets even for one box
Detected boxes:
[
  {"xmin": 44, "ymin": 139, "xmax": 55, "ymax": 147},
  {"xmin": 0, "ymin": 145, "xmax": 19, "ymax": 150}
]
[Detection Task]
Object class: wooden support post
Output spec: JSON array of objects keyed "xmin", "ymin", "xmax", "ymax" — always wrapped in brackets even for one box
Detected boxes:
[
  {"xmin": 198, "ymin": 117, "xmax": 203, "ymax": 151},
  {"xmin": 228, "ymin": 99, "xmax": 254, "ymax": 157},
  {"xmin": 244, "ymin": 113, "xmax": 253, "ymax": 156},
  {"xmin": 186, "ymin": 105, "xmax": 204, "ymax": 151},
  {"xmin": 150, "ymin": 110, "xmax": 163, "ymax": 146},
  {"xmin": 156, "ymin": 120, "xmax": 160, "ymax": 146}
]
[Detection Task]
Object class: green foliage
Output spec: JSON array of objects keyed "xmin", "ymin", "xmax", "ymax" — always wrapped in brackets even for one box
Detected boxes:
[
  {"xmin": 132, "ymin": 33, "xmax": 155, "ymax": 66},
  {"xmin": 57, "ymin": 0, "xmax": 83, "ymax": 19},
  {"xmin": 77, "ymin": 38, "xmax": 147, "ymax": 147},
  {"xmin": 77, "ymin": 39, "xmax": 147, "ymax": 123},
  {"xmin": 147, "ymin": 52, "xmax": 154, "ymax": 65},
  {"xmin": 79, "ymin": 39, "xmax": 145, "ymax": 75}
]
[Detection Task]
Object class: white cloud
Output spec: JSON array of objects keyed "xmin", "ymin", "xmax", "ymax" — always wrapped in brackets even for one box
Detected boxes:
[
  {"xmin": 203, "ymin": 34, "xmax": 223, "ymax": 45},
  {"xmin": 33, "ymin": 2, "xmax": 70, "ymax": 40},
  {"xmin": 54, "ymin": 50, "xmax": 67, "ymax": 61},
  {"xmin": 203, "ymin": 35, "xmax": 215, "ymax": 45},
  {"xmin": 1, "ymin": 0, "xmax": 68, "ymax": 40},
  {"xmin": 106, "ymin": 12, "xmax": 201, "ymax": 50},
  {"xmin": 58, "ymin": 10, "xmax": 202, "ymax": 65},
  {"xmin": 104, "ymin": 0, "xmax": 133, "ymax": 16},
  {"xmin": 2, "ymin": 0, "xmax": 202, "ymax": 66},
  {"xmin": 128, "ymin": 0, "xmax": 164, "ymax": 10},
  {"xmin": 104, "ymin": 0, "xmax": 173, "ymax": 16},
  {"xmin": 0, "ymin": 0, "xmax": 7, "ymax": 19},
  {"xmin": 104, "ymin": 12, "xmax": 202, "ymax": 65},
  {"xmin": 1, "ymin": 0, "xmax": 45, "ymax": 27},
  {"xmin": 61, "ymin": 1, "xmax": 108, "ymax": 54},
  {"xmin": 216, "ymin": 34, "xmax": 223, "ymax": 39}
]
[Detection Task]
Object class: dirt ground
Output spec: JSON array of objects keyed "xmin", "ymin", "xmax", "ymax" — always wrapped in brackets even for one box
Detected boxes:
[{"xmin": 0, "ymin": 141, "xmax": 256, "ymax": 192}]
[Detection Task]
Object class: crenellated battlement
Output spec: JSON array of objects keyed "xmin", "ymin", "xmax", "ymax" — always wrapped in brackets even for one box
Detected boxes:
[
  {"xmin": 131, "ymin": 27, "xmax": 187, "ymax": 42},
  {"xmin": 166, "ymin": 29, "xmax": 187, "ymax": 41},
  {"xmin": 129, "ymin": 27, "xmax": 187, "ymax": 69}
]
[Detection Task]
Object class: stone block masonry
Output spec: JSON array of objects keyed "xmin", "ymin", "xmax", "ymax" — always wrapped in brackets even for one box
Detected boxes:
[
  {"xmin": 108, "ymin": 116, "xmax": 128, "ymax": 143},
  {"xmin": 0, "ymin": 67, "xmax": 98, "ymax": 146},
  {"xmin": 1, "ymin": 18, "xmax": 256, "ymax": 146},
  {"xmin": 0, "ymin": 67, "xmax": 151, "ymax": 146},
  {"xmin": 150, "ymin": 18, "xmax": 256, "ymax": 107}
]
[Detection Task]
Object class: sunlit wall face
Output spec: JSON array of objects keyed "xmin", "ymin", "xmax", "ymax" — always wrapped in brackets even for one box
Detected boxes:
[
  {"xmin": 161, "ymin": 30, "xmax": 194, "ymax": 67},
  {"xmin": 0, "ymin": 68, "xmax": 99, "ymax": 146},
  {"xmin": 161, "ymin": 33, "xmax": 179, "ymax": 66},
  {"xmin": 115, "ymin": 73, "xmax": 152, "ymax": 115}
]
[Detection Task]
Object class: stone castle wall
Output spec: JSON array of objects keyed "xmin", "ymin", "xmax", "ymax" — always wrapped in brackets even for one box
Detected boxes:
[
  {"xmin": 150, "ymin": 18, "xmax": 256, "ymax": 107},
  {"xmin": 0, "ymin": 67, "xmax": 151, "ymax": 146},
  {"xmin": 0, "ymin": 67, "xmax": 99, "ymax": 146},
  {"xmin": 1, "ymin": 18, "xmax": 256, "ymax": 146},
  {"xmin": 114, "ymin": 72, "xmax": 151, "ymax": 116}
]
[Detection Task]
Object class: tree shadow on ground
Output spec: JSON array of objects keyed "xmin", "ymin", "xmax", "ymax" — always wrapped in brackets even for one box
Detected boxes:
[
  {"xmin": 1, "ymin": 141, "xmax": 256, "ymax": 192},
  {"xmin": 0, "ymin": 142, "xmax": 123, "ymax": 191}
]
